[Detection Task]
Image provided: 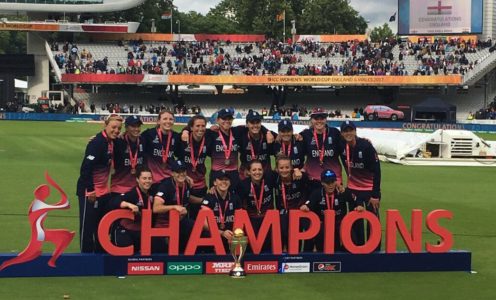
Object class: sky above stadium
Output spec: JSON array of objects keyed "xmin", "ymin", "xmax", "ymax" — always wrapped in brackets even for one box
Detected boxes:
[{"xmin": 173, "ymin": 0, "xmax": 398, "ymax": 33}]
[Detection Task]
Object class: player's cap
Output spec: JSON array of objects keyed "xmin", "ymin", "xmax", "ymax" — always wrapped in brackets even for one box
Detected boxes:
[
  {"xmin": 321, "ymin": 169, "xmax": 337, "ymax": 183},
  {"xmin": 212, "ymin": 170, "xmax": 231, "ymax": 181},
  {"xmin": 170, "ymin": 159, "xmax": 187, "ymax": 172},
  {"xmin": 310, "ymin": 107, "xmax": 328, "ymax": 118},
  {"xmin": 246, "ymin": 110, "xmax": 262, "ymax": 122},
  {"xmin": 125, "ymin": 115, "xmax": 143, "ymax": 126},
  {"xmin": 217, "ymin": 108, "xmax": 234, "ymax": 119},
  {"xmin": 340, "ymin": 120, "xmax": 356, "ymax": 131},
  {"xmin": 278, "ymin": 119, "xmax": 293, "ymax": 131}
]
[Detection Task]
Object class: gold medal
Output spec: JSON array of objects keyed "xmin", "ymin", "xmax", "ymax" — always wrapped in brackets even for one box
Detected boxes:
[
  {"xmin": 257, "ymin": 210, "xmax": 262, "ymax": 216},
  {"xmin": 225, "ymin": 159, "xmax": 231, "ymax": 165},
  {"xmin": 130, "ymin": 168, "xmax": 136, "ymax": 175},
  {"xmin": 220, "ymin": 223, "xmax": 226, "ymax": 230}
]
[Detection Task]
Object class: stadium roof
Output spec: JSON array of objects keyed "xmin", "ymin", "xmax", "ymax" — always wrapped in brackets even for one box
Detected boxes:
[{"xmin": 0, "ymin": 0, "xmax": 145, "ymax": 13}]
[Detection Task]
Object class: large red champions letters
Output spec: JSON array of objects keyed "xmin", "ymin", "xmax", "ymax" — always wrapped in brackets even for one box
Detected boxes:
[
  {"xmin": 185, "ymin": 208, "xmax": 225, "ymax": 255},
  {"xmin": 97, "ymin": 209, "xmax": 454, "ymax": 256}
]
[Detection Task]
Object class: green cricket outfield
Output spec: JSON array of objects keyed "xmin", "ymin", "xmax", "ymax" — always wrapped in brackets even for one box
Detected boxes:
[{"xmin": 0, "ymin": 121, "xmax": 494, "ymax": 300}]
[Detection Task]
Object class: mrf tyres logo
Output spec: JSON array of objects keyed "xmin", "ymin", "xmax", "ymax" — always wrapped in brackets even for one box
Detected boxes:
[
  {"xmin": 206, "ymin": 262, "xmax": 235, "ymax": 274},
  {"xmin": 167, "ymin": 262, "xmax": 203, "ymax": 275},
  {"xmin": 312, "ymin": 262, "xmax": 341, "ymax": 273}
]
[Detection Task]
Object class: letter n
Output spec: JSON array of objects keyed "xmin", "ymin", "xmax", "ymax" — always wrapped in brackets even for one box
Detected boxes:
[{"xmin": 385, "ymin": 209, "xmax": 423, "ymax": 253}]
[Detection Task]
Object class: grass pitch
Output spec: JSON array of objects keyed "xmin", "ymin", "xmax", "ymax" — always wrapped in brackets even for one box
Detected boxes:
[{"xmin": 0, "ymin": 121, "xmax": 495, "ymax": 300}]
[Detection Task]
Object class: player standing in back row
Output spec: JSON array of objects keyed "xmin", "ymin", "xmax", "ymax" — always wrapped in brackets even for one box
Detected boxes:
[
  {"xmin": 77, "ymin": 114, "xmax": 123, "ymax": 253},
  {"xmin": 299, "ymin": 108, "xmax": 343, "ymax": 191},
  {"xmin": 340, "ymin": 120, "xmax": 381, "ymax": 251}
]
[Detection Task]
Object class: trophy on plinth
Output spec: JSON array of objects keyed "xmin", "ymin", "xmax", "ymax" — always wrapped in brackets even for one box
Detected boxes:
[{"xmin": 229, "ymin": 228, "xmax": 248, "ymax": 278}]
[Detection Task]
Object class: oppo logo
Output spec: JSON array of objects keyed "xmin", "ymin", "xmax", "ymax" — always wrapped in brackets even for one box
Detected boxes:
[
  {"xmin": 167, "ymin": 262, "xmax": 203, "ymax": 274},
  {"xmin": 169, "ymin": 265, "xmax": 201, "ymax": 271}
]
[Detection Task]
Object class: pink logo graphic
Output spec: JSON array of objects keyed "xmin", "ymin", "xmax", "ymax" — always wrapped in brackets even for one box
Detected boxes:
[{"xmin": 0, "ymin": 173, "xmax": 75, "ymax": 271}]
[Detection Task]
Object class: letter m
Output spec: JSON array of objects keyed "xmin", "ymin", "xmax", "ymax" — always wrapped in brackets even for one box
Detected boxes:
[{"xmin": 232, "ymin": 209, "xmax": 282, "ymax": 255}]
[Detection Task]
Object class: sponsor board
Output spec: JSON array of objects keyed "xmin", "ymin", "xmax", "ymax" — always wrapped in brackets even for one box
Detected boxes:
[
  {"xmin": 244, "ymin": 261, "xmax": 278, "ymax": 274},
  {"xmin": 127, "ymin": 262, "xmax": 164, "ymax": 275},
  {"xmin": 312, "ymin": 262, "xmax": 341, "ymax": 273},
  {"xmin": 206, "ymin": 262, "xmax": 235, "ymax": 274},
  {"xmin": 281, "ymin": 262, "xmax": 310, "ymax": 273},
  {"xmin": 167, "ymin": 262, "xmax": 203, "ymax": 275}
]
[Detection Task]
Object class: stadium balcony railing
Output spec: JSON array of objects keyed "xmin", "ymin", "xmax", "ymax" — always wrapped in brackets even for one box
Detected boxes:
[{"xmin": 462, "ymin": 50, "xmax": 496, "ymax": 85}]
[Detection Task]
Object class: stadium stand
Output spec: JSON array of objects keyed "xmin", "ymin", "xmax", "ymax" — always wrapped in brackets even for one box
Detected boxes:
[{"xmin": 53, "ymin": 37, "xmax": 493, "ymax": 77}]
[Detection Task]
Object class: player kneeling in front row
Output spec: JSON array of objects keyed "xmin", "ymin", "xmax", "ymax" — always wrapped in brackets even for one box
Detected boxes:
[
  {"xmin": 274, "ymin": 154, "xmax": 308, "ymax": 251},
  {"xmin": 237, "ymin": 159, "xmax": 277, "ymax": 253},
  {"xmin": 110, "ymin": 166, "xmax": 153, "ymax": 253},
  {"xmin": 153, "ymin": 159, "xmax": 195, "ymax": 253},
  {"xmin": 201, "ymin": 170, "xmax": 242, "ymax": 252},
  {"xmin": 301, "ymin": 169, "xmax": 361, "ymax": 252}
]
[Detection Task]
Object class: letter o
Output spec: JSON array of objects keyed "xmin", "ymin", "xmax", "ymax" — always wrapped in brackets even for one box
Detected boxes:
[{"xmin": 341, "ymin": 211, "xmax": 382, "ymax": 254}]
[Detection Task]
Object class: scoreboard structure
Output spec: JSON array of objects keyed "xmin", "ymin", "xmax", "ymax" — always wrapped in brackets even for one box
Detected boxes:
[{"xmin": 398, "ymin": 0, "xmax": 484, "ymax": 35}]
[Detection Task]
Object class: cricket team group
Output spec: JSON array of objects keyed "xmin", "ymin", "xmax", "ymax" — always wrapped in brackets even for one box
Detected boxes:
[{"xmin": 77, "ymin": 107, "xmax": 381, "ymax": 254}]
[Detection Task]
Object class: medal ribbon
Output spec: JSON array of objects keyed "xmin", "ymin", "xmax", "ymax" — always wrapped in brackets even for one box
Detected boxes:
[
  {"xmin": 175, "ymin": 183, "xmax": 187, "ymax": 206},
  {"xmin": 126, "ymin": 134, "xmax": 139, "ymax": 171},
  {"xmin": 281, "ymin": 141, "xmax": 292, "ymax": 157},
  {"xmin": 248, "ymin": 132, "xmax": 263, "ymax": 161},
  {"xmin": 313, "ymin": 129, "xmax": 327, "ymax": 165},
  {"xmin": 218, "ymin": 130, "xmax": 233, "ymax": 160},
  {"xmin": 157, "ymin": 128, "xmax": 172, "ymax": 164},
  {"xmin": 346, "ymin": 143, "xmax": 352, "ymax": 178},
  {"xmin": 325, "ymin": 192, "xmax": 335, "ymax": 210},
  {"xmin": 189, "ymin": 134, "xmax": 205, "ymax": 170},
  {"xmin": 281, "ymin": 182, "xmax": 288, "ymax": 210},
  {"xmin": 135, "ymin": 187, "xmax": 151, "ymax": 209},
  {"xmin": 216, "ymin": 191, "xmax": 230, "ymax": 228},
  {"xmin": 251, "ymin": 180, "xmax": 265, "ymax": 214},
  {"xmin": 102, "ymin": 130, "xmax": 114, "ymax": 170}
]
